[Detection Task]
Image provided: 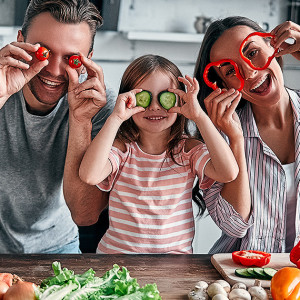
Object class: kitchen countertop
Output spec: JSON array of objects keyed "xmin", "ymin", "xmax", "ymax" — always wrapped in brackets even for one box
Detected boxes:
[{"xmin": 0, "ymin": 254, "xmax": 273, "ymax": 299}]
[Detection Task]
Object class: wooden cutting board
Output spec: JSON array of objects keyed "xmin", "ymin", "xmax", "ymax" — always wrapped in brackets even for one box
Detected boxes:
[{"xmin": 211, "ymin": 253, "xmax": 295, "ymax": 288}]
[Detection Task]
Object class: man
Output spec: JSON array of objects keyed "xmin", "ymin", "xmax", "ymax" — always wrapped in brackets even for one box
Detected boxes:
[{"xmin": 0, "ymin": 0, "xmax": 114, "ymax": 253}]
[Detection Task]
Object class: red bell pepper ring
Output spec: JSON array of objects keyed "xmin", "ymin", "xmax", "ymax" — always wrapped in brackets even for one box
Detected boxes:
[
  {"xmin": 232, "ymin": 250, "xmax": 271, "ymax": 267},
  {"xmin": 203, "ymin": 59, "xmax": 244, "ymax": 92},
  {"xmin": 239, "ymin": 32, "xmax": 279, "ymax": 70}
]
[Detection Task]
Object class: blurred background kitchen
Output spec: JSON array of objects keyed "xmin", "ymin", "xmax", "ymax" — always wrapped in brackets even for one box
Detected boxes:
[{"xmin": 0, "ymin": 0, "xmax": 299, "ymax": 253}]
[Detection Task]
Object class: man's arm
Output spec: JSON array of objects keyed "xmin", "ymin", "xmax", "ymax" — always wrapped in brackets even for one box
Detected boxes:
[{"xmin": 63, "ymin": 55, "xmax": 111, "ymax": 226}]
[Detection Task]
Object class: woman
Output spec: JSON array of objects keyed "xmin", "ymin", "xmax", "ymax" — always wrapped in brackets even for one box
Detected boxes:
[{"xmin": 194, "ymin": 16, "xmax": 300, "ymax": 253}]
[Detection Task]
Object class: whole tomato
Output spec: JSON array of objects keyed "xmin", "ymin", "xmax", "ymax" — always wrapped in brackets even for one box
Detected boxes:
[
  {"xmin": 35, "ymin": 46, "xmax": 50, "ymax": 61},
  {"xmin": 69, "ymin": 55, "xmax": 82, "ymax": 68}
]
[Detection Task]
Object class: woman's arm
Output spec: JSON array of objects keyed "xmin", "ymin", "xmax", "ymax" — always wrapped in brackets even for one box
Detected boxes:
[{"xmin": 203, "ymin": 89, "xmax": 251, "ymax": 221}]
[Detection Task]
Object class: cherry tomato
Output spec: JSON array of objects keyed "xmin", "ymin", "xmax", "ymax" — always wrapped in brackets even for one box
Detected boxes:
[
  {"xmin": 69, "ymin": 55, "xmax": 82, "ymax": 68},
  {"xmin": 35, "ymin": 46, "xmax": 50, "ymax": 61}
]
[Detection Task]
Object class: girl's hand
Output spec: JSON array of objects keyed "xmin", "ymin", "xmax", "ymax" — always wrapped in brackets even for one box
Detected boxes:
[
  {"xmin": 204, "ymin": 88, "xmax": 243, "ymax": 141},
  {"xmin": 168, "ymin": 75, "xmax": 203, "ymax": 121},
  {"xmin": 270, "ymin": 21, "xmax": 300, "ymax": 60},
  {"xmin": 111, "ymin": 89, "xmax": 145, "ymax": 122}
]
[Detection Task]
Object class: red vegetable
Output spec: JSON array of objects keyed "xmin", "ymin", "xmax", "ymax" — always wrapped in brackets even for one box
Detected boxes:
[
  {"xmin": 35, "ymin": 46, "xmax": 50, "ymax": 61},
  {"xmin": 203, "ymin": 59, "xmax": 244, "ymax": 91},
  {"xmin": 3, "ymin": 281, "xmax": 36, "ymax": 300},
  {"xmin": 239, "ymin": 32, "xmax": 278, "ymax": 70},
  {"xmin": 290, "ymin": 240, "xmax": 300, "ymax": 268},
  {"xmin": 69, "ymin": 55, "xmax": 82, "ymax": 68},
  {"xmin": 232, "ymin": 250, "xmax": 271, "ymax": 267}
]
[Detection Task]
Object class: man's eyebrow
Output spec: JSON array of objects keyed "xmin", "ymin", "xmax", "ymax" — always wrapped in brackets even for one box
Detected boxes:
[{"xmin": 219, "ymin": 62, "xmax": 231, "ymax": 68}]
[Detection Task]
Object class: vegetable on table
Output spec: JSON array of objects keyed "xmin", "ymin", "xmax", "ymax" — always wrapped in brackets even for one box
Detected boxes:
[
  {"xmin": 232, "ymin": 250, "xmax": 271, "ymax": 267},
  {"xmin": 3, "ymin": 281, "xmax": 36, "ymax": 300},
  {"xmin": 0, "ymin": 274, "xmax": 13, "ymax": 288},
  {"xmin": 270, "ymin": 266, "xmax": 300, "ymax": 300},
  {"xmin": 35, "ymin": 47, "xmax": 50, "ymax": 61},
  {"xmin": 0, "ymin": 281, "xmax": 9, "ymax": 300},
  {"xmin": 290, "ymin": 239, "xmax": 300, "ymax": 268}
]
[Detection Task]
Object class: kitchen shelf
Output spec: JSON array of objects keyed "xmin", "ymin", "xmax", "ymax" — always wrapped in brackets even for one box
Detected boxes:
[{"xmin": 125, "ymin": 31, "xmax": 204, "ymax": 43}]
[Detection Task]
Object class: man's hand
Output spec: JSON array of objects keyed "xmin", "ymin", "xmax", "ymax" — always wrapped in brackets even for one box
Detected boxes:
[
  {"xmin": 0, "ymin": 42, "xmax": 48, "ymax": 108},
  {"xmin": 66, "ymin": 54, "xmax": 107, "ymax": 123}
]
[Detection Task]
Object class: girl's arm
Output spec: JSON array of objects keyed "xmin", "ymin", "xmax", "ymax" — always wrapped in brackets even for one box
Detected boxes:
[
  {"xmin": 203, "ymin": 88, "xmax": 251, "ymax": 221},
  {"xmin": 79, "ymin": 89, "xmax": 144, "ymax": 185},
  {"xmin": 169, "ymin": 76, "xmax": 239, "ymax": 183}
]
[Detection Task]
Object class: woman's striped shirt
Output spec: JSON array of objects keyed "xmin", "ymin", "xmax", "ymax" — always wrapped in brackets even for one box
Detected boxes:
[
  {"xmin": 203, "ymin": 88, "xmax": 300, "ymax": 254},
  {"xmin": 97, "ymin": 139, "xmax": 214, "ymax": 254}
]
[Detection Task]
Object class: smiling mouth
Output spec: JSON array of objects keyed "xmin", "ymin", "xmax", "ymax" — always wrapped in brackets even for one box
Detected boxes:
[
  {"xmin": 145, "ymin": 116, "xmax": 166, "ymax": 120},
  {"xmin": 39, "ymin": 76, "xmax": 64, "ymax": 87},
  {"xmin": 250, "ymin": 74, "xmax": 270, "ymax": 93}
]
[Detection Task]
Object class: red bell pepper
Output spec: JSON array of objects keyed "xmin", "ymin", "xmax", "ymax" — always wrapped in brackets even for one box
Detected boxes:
[
  {"xmin": 290, "ymin": 240, "xmax": 300, "ymax": 268},
  {"xmin": 239, "ymin": 32, "xmax": 278, "ymax": 70},
  {"xmin": 232, "ymin": 250, "xmax": 271, "ymax": 267},
  {"xmin": 203, "ymin": 59, "xmax": 244, "ymax": 92}
]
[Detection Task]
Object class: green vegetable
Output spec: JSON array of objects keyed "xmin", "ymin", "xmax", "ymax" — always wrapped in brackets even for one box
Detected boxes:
[
  {"xmin": 36, "ymin": 262, "xmax": 161, "ymax": 300},
  {"xmin": 136, "ymin": 91, "xmax": 152, "ymax": 108},
  {"xmin": 235, "ymin": 267, "xmax": 277, "ymax": 280},
  {"xmin": 158, "ymin": 91, "xmax": 176, "ymax": 110}
]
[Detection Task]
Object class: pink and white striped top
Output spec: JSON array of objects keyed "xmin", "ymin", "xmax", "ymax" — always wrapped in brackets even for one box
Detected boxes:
[{"xmin": 97, "ymin": 139, "xmax": 214, "ymax": 254}]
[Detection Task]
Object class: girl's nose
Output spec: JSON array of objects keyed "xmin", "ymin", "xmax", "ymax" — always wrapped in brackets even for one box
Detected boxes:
[{"xmin": 148, "ymin": 96, "xmax": 161, "ymax": 110}]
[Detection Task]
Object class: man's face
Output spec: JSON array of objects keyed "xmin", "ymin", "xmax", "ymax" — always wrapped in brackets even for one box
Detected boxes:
[{"xmin": 18, "ymin": 12, "xmax": 93, "ymax": 111}]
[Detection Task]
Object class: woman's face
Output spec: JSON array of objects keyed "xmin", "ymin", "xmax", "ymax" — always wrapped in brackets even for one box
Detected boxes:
[{"xmin": 210, "ymin": 25, "xmax": 285, "ymax": 107}]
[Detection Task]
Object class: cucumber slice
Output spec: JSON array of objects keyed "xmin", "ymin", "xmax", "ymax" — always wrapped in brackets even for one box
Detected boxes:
[
  {"xmin": 263, "ymin": 267, "xmax": 277, "ymax": 279},
  {"xmin": 246, "ymin": 268, "xmax": 256, "ymax": 277},
  {"xmin": 253, "ymin": 267, "xmax": 270, "ymax": 280},
  {"xmin": 159, "ymin": 91, "xmax": 176, "ymax": 110},
  {"xmin": 235, "ymin": 268, "xmax": 253, "ymax": 278},
  {"xmin": 136, "ymin": 91, "xmax": 151, "ymax": 108}
]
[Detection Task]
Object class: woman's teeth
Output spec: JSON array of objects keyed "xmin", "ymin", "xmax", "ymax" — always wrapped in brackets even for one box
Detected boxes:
[
  {"xmin": 251, "ymin": 75, "xmax": 268, "ymax": 91},
  {"xmin": 40, "ymin": 77, "xmax": 61, "ymax": 86}
]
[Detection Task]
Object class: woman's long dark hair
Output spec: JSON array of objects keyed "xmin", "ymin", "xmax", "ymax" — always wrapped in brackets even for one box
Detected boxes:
[{"xmin": 192, "ymin": 16, "xmax": 283, "ymax": 217}]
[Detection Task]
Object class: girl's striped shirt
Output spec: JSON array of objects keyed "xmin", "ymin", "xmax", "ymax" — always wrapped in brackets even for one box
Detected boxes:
[
  {"xmin": 203, "ymin": 88, "xmax": 300, "ymax": 254},
  {"xmin": 97, "ymin": 139, "xmax": 214, "ymax": 254}
]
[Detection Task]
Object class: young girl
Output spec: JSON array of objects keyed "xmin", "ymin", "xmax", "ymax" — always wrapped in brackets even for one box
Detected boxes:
[
  {"xmin": 194, "ymin": 17, "xmax": 300, "ymax": 253},
  {"xmin": 79, "ymin": 54, "xmax": 239, "ymax": 254}
]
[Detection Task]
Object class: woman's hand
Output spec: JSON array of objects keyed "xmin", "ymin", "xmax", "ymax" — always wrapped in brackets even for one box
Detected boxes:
[
  {"xmin": 168, "ymin": 75, "xmax": 204, "ymax": 121},
  {"xmin": 111, "ymin": 89, "xmax": 145, "ymax": 123},
  {"xmin": 0, "ymin": 42, "xmax": 48, "ymax": 109},
  {"xmin": 204, "ymin": 88, "xmax": 243, "ymax": 141},
  {"xmin": 270, "ymin": 21, "xmax": 300, "ymax": 61}
]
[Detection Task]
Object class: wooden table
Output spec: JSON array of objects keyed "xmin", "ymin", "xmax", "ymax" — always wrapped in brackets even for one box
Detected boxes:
[{"xmin": 0, "ymin": 254, "xmax": 272, "ymax": 299}]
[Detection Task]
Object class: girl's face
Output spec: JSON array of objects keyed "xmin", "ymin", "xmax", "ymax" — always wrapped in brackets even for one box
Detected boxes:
[
  {"xmin": 210, "ymin": 25, "xmax": 286, "ymax": 107},
  {"xmin": 132, "ymin": 70, "xmax": 178, "ymax": 135}
]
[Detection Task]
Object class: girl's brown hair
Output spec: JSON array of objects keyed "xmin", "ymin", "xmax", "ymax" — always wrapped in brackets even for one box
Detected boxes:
[{"xmin": 117, "ymin": 54, "xmax": 188, "ymax": 162}]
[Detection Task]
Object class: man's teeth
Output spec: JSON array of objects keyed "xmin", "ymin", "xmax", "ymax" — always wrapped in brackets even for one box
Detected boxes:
[
  {"xmin": 252, "ymin": 75, "xmax": 268, "ymax": 90},
  {"xmin": 40, "ymin": 77, "xmax": 61, "ymax": 86},
  {"xmin": 146, "ymin": 116, "xmax": 164, "ymax": 120}
]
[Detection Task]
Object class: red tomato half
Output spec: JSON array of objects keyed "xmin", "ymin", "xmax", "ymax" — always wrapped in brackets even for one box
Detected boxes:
[
  {"xmin": 232, "ymin": 250, "xmax": 271, "ymax": 267},
  {"xmin": 69, "ymin": 55, "xmax": 82, "ymax": 68},
  {"xmin": 35, "ymin": 46, "xmax": 50, "ymax": 61}
]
